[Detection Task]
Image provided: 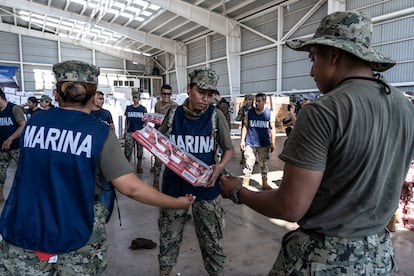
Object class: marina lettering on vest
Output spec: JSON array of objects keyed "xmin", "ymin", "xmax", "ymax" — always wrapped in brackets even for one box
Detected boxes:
[
  {"xmin": 249, "ymin": 120, "xmax": 269, "ymax": 128},
  {"xmin": 169, "ymin": 134, "xmax": 214, "ymax": 154},
  {"xmin": 127, "ymin": 111, "xmax": 144, "ymax": 118},
  {"xmin": 23, "ymin": 125, "xmax": 93, "ymax": 158},
  {"xmin": 0, "ymin": 117, "xmax": 13, "ymax": 126}
]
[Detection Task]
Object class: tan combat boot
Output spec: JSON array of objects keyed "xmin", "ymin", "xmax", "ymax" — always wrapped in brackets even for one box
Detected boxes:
[
  {"xmin": 242, "ymin": 176, "xmax": 250, "ymax": 187},
  {"xmin": 261, "ymin": 176, "xmax": 272, "ymax": 190}
]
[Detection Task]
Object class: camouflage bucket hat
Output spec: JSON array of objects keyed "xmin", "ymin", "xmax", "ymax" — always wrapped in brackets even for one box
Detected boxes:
[
  {"xmin": 53, "ymin": 60, "xmax": 99, "ymax": 84},
  {"xmin": 286, "ymin": 11, "xmax": 396, "ymax": 72},
  {"xmin": 189, "ymin": 68, "xmax": 219, "ymax": 91}
]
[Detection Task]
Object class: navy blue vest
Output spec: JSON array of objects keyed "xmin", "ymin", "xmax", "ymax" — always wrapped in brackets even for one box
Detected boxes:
[
  {"xmin": 0, "ymin": 108, "xmax": 110, "ymax": 253},
  {"xmin": 125, "ymin": 105, "xmax": 146, "ymax": 132},
  {"xmin": 162, "ymin": 105, "xmax": 220, "ymax": 201},
  {"xmin": 90, "ymin": 108, "xmax": 113, "ymax": 126},
  {"xmin": 246, "ymin": 108, "xmax": 271, "ymax": 147},
  {"xmin": 0, "ymin": 102, "xmax": 21, "ymax": 150}
]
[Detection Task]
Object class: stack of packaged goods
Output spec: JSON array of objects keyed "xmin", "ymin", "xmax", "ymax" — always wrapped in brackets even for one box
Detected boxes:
[
  {"xmin": 402, "ymin": 162, "xmax": 414, "ymax": 231},
  {"xmin": 133, "ymin": 126, "xmax": 212, "ymax": 186}
]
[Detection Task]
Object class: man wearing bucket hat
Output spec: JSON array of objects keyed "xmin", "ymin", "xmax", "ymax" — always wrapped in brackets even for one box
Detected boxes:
[
  {"xmin": 157, "ymin": 68, "xmax": 234, "ymax": 276},
  {"xmin": 0, "ymin": 60, "xmax": 195, "ymax": 275},
  {"xmin": 220, "ymin": 10, "xmax": 414, "ymax": 274}
]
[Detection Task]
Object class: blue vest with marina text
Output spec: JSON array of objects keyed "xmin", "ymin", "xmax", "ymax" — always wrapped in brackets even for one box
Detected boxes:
[
  {"xmin": 0, "ymin": 108, "xmax": 110, "ymax": 253},
  {"xmin": 246, "ymin": 108, "xmax": 271, "ymax": 147},
  {"xmin": 125, "ymin": 105, "xmax": 146, "ymax": 132},
  {"xmin": 0, "ymin": 102, "xmax": 21, "ymax": 150},
  {"xmin": 162, "ymin": 105, "xmax": 220, "ymax": 201}
]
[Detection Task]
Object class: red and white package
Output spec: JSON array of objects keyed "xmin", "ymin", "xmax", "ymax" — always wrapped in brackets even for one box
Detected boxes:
[
  {"xmin": 132, "ymin": 126, "xmax": 213, "ymax": 186},
  {"xmin": 142, "ymin": 113, "xmax": 165, "ymax": 125}
]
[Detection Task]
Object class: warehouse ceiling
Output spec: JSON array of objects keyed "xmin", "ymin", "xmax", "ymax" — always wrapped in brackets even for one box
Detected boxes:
[{"xmin": 0, "ymin": 0, "xmax": 293, "ymax": 61}]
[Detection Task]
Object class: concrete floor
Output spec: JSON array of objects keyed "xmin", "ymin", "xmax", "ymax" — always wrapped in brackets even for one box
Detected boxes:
[{"xmin": 2, "ymin": 135, "xmax": 414, "ymax": 275}]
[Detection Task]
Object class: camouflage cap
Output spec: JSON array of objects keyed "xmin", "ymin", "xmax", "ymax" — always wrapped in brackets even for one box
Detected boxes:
[
  {"xmin": 286, "ymin": 11, "xmax": 395, "ymax": 72},
  {"xmin": 40, "ymin": 94, "xmax": 52, "ymax": 102},
  {"xmin": 53, "ymin": 60, "xmax": 99, "ymax": 84},
  {"xmin": 131, "ymin": 88, "xmax": 140, "ymax": 98},
  {"xmin": 188, "ymin": 68, "xmax": 219, "ymax": 91},
  {"xmin": 244, "ymin": 94, "xmax": 254, "ymax": 100}
]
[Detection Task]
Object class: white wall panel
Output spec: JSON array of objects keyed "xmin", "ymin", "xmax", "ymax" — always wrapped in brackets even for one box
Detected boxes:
[
  {"xmin": 241, "ymin": 49, "xmax": 277, "ymax": 94},
  {"xmin": 168, "ymin": 72, "xmax": 179, "ymax": 94},
  {"xmin": 283, "ymin": 1, "xmax": 326, "ymax": 39},
  {"xmin": 61, "ymin": 42, "xmax": 93, "ymax": 63},
  {"xmin": 347, "ymin": 0, "xmax": 413, "ymax": 91},
  {"xmin": 187, "ymin": 39, "xmax": 206, "ymax": 66},
  {"xmin": 241, "ymin": 10, "xmax": 277, "ymax": 52},
  {"xmin": 95, "ymin": 51, "xmax": 124, "ymax": 69},
  {"xmin": 21, "ymin": 36, "xmax": 58, "ymax": 64},
  {"xmin": 0, "ymin": 32, "xmax": 19, "ymax": 61},
  {"xmin": 210, "ymin": 34, "xmax": 226, "ymax": 60},
  {"xmin": 211, "ymin": 60, "xmax": 229, "ymax": 95}
]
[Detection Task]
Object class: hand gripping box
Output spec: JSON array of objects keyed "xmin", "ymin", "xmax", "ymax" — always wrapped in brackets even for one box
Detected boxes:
[
  {"xmin": 132, "ymin": 126, "xmax": 213, "ymax": 186},
  {"xmin": 142, "ymin": 113, "xmax": 165, "ymax": 125}
]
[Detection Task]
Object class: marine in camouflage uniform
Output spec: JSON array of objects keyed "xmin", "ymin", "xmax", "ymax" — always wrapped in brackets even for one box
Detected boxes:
[
  {"xmin": 123, "ymin": 91, "xmax": 147, "ymax": 173},
  {"xmin": 158, "ymin": 68, "xmax": 234, "ymax": 276},
  {"xmin": 0, "ymin": 89, "xmax": 26, "ymax": 202},
  {"xmin": 219, "ymin": 10, "xmax": 412, "ymax": 275},
  {"xmin": 0, "ymin": 60, "xmax": 194, "ymax": 275}
]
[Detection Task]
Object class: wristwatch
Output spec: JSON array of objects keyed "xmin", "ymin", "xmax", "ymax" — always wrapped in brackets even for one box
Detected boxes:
[{"xmin": 230, "ymin": 186, "xmax": 243, "ymax": 204}]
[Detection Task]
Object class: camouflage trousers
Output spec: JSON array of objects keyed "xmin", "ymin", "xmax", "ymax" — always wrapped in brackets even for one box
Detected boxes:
[
  {"xmin": 268, "ymin": 228, "xmax": 395, "ymax": 276},
  {"xmin": 124, "ymin": 132, "xmax": 143, "ymax": 162},
  {"xmin": 0, "ymin": 203, "xmax": 109, "ymax": 276},
  {"xmin": 153, "ymin": 158, "xmax": 163, "ymax": 190},
  {"xmin": 243, "ymin": 146, "xmax": 269, "ymax": 177},
  {"xmin": 158, "ymin": 197, "xmax": 226, "ymax": 274},
  {"xmin": 0, "ymin": 149, "xmax": 20, "ymax": 187}
]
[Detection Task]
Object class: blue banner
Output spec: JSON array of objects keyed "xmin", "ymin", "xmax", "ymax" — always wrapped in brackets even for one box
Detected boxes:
[{"xmin": 0, "ymin": 65, "xmax": 19, "ymax": 88}]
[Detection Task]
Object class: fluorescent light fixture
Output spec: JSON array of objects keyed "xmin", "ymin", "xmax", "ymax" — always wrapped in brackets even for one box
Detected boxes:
[
  {"xmin": 127, "ymin": 6, "xmax": 141, "ymax": 14},
  {"xmin": 59, "ymin": 25, "xmax": 73, "ymax": 31},
  {"xmin": 141, "ymin": 10, "xmax": 152, "ymax": 17},
  {"xmin": 45, "ymin": 22, "xmax": 58, "ymax": 28},
  {"xmin": 120, "ymin": 12, "xmax": 133, "ymax": 19},
  {"xmin": 60, "ymin": 20, "xmax": 73, "ymax": 26},
  {"xmin": 133, "ymin": 0, "xmax": 148, "ymax": 9},
  {"xmin": 31, "ymin": 18, "xmax": 45, "ymax": 25},
  {"xmin": 70, "ymin": 0, "xmax": 85, "ymax": 4},
  {"xmin": 19, "ymin": 15, "xmax": 30, "ymax": 21},
  {"xmin": 47, "ymin": 17, "xmax": 60, "ymax": 23},
  {"xmin": 18, "ymin": 10, "xmax": 30, "ymax": 16},
  {"xmin": 148, "ymin": 4, "xmax": 161, "ymax": 11},
  {"xmin": 113, "ymin": 2, "xmax": 125, "ymax": 9}
]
